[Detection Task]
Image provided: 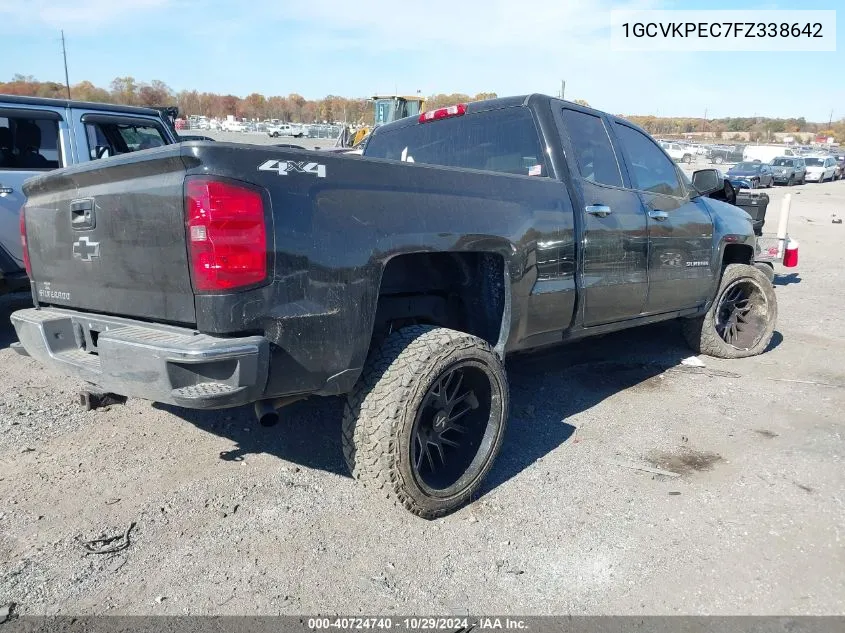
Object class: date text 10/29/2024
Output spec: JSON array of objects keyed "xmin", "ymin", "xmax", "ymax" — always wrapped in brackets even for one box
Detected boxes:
[{"xmin": 308, "ymin": 617, "xmax": 528, "ymax": 631}]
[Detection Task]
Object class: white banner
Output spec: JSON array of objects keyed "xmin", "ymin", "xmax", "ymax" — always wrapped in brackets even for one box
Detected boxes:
[{"xmin": 610, "ymin": 10, "xmax": 836, "ymax": 52}]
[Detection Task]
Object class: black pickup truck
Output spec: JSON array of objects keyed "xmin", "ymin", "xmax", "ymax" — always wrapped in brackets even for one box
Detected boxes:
[{"xmin": 11, "ymin": 95, "xmax": 776, "ymax": 518}]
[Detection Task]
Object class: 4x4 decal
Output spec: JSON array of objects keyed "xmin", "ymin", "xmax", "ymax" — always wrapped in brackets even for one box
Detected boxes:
[{"xmin": 258, "ymin": 159, "xmax": 326, "ymax": 178}]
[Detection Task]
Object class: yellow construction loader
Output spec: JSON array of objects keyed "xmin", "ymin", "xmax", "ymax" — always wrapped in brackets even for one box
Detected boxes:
[{"xmin": 335, "ymin": 95, "xmax": 426, "ymax": 149}]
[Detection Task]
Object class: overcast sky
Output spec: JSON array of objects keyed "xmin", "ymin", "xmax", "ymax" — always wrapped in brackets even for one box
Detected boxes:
[{"xmin": 0, "ymin": 0, "xmax": 842, "ymax": 121}]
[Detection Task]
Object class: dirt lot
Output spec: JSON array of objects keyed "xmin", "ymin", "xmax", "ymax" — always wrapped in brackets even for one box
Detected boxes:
[{"xmin": 1, "ymin": 179, "xmax": 843, "ymax": 616}]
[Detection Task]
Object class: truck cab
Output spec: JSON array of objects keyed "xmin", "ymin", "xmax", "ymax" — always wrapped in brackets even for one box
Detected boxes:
[{"xmin": 0, "ymin": 95, "xmax": 177, "ymax": 294}]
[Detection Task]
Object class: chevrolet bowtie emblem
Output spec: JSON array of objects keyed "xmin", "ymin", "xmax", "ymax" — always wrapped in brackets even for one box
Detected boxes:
[{"xmin": 72, "ymin": 237, "xmax": 100, "ymax": 262}]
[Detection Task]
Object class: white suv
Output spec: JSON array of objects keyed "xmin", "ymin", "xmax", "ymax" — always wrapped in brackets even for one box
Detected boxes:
[
  {"xmin": 659, "ymin": 141, "xmax": 693, "ymax": 164},
  {"xmin": 803, "ymin": 155, "xmax": 837, "ymax": 182}
]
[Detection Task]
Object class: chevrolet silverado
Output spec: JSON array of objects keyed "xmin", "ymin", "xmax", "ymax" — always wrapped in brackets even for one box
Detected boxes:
[{"xmin": 11, "ymin": 95, "xmax": 776, "ymax": 518}]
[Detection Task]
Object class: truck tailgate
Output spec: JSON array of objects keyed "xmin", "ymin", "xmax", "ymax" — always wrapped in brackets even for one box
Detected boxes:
[{"xmin": 22, "ymin": 147, "xmax": 195, "ymax": 324}]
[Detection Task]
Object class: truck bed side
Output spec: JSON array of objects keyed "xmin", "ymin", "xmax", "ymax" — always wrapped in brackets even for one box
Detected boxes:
[{"xmin": 23, "ymin": 141, "xmax": 577, "ymax": 398}]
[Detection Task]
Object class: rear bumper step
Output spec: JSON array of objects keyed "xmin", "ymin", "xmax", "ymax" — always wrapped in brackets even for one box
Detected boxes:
[{"xmin": 10, "ymin": 307, "xmax": 269, "ymax": 409}]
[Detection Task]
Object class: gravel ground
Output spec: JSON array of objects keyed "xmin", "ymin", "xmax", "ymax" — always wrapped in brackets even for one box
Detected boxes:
[{"xmin": 1, "ymin": 178, "xmax": 843, "ymax": 616}]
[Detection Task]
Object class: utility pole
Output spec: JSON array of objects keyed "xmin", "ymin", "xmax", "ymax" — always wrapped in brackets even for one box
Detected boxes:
[
  {"xmin": 560, "ymin": 80, "xmax": 566, "ymax": 100},
  {"xmin": 61, "ymin": 30, "xmax": 71, "ymax": 98},
  {"xmin": 829, "ymin": 109, "xmax": 834, "ymax": 128}
]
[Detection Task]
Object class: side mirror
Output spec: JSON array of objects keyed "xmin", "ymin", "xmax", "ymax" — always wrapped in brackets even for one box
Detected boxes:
[{"xmin": 691, "ymin": 168, "xmax": 722, "ymax": 195}]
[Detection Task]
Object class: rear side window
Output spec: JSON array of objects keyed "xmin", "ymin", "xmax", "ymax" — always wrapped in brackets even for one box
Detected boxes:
[
  {"xmin": 0, "ymin": 115, "xmax": 62, "ymax": 170},
  {"xmin": 560, "ymin": 109, "xmax": 622, "ymax": 187},
  {"xmin": 85, "ymin": 121, "xmax": 167, "ymax": 160},
  {"xmin": 613, "ymin": 123, "xmax": 684, "ymax": 197},
  {"xmin": 364, "ymin": 107, "xmax": 548, "ymax": 178}
]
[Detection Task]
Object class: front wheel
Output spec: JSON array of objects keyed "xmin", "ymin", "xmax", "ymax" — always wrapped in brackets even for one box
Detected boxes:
[
  {"xmin": 754, "ymin": 261, "xmax": 775, "ymax": 284},
  {"xmin": 787, "ymin": 175, "xmax": 794, "ymax": 186},
  {"xmin": 682, "ymin": 264, "xmax": 777, "ymax": 359},
  {"xmin": 714, "ymin": 156, "xmax": 724, "ymax": 165},
  {"xmin": 683, "ymin": 154, "xmax": 692, "ymax": 164},
  {"xmin": 342, "ymin": 326, "xmax": 509, "ymax": 519}
]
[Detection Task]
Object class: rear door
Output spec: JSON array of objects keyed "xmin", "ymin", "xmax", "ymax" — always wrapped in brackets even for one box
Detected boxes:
[
  {"xmin": 0, "ymin": 104, "xmax": 68, "ymax": 270},
  {"xmin": 555, "ymin": 105, "xmax": 648, "ymax": 326},
  {"xmin": 610, "ymin": 121, "xmax": 715, "ymax": 314}
]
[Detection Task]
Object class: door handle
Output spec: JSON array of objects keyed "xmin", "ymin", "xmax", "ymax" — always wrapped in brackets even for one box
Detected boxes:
[
  {"xmin": 649, "ymin": 210, "xmax": 669, "ymax": 221},
  {"xmin": 586, "ymin": 204, "xmax": 612, "ymax": 218},
  {"xmin": 70, "ymin": 199, "xmax": 96, "ymax": 230}
]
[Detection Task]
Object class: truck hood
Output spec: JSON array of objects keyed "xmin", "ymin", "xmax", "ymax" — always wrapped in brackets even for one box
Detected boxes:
[
  {"xmin": 706, "ymin": 197, "xmax": 753, "ymax": 226},
  {"xmin": 727, "ymin": 170, "xmax": 761, "ymax": 177}
]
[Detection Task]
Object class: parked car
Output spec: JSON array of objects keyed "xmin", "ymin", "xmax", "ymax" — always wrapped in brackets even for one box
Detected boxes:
[
  {"xmin": 726, "ymin": 161, "xmax": 775, "ymax": 189},
  {"xmin": 830, "ymin": 153, "xmax": 844, "ymax": 180},
  {"xmin": 0, "ymin": 94, "xmax": 177, "ymax": 295},
  {"xmin": 743, "ymin": 145, "xmax": 797, "ymax": 163},
  {"xmin": 12, "ymin": 94, "xmax": 775, "ymax": 519},
  {"xmin": 267, "ymin": 123, "xmax": 306, "ymax": 138},
  {"xmin": 770, "ymin": 156, "xmax": 807, "ymax": 186},
  {"xmin": 803, "ymin": 156, "xmax": 838, "ymax": 182},
  {"xmin": 658, "ymin": 141, "xmax": 693, "ymax": 163},
  {"xmin": 221, "ymin": 120, "xmax": 246, "ymax": 132},
  {"xmin": 707, "ymin": 144, "xmax": 745, "ymax": 164}
]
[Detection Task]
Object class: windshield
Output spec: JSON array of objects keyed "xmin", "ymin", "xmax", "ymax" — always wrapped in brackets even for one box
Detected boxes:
[
  {"xmin": 733, "ymin": 162, "xmax": 762, "ymax": 172},
  {"xmin": 771, "ymin": 158, "xmax": 793, "ymax": 166},
  {"xmin": 805, "ymin": 158, "xmax": 823, "ymax": 166}
]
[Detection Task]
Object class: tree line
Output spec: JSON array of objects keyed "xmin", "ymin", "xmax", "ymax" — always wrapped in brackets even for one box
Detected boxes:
[
  {"xmin": 0, "ymin": 75, "xmax": 500, "ymax": 125},
  {"xmin": 2, "ymin": 74, "xmax": 842, "ymax": 140}
]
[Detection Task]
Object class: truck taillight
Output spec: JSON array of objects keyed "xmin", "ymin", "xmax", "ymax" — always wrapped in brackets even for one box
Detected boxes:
[
  {"xmin": 419, "ymin": 103, "xmax": 467, "ymax": 123},
  {"xmin": 185, "ymin": 177, "xmax": 268, "ymax": 292},
  {"xmin": 19, "ymin": 207, "xmax": 32, "ymax": 278}
]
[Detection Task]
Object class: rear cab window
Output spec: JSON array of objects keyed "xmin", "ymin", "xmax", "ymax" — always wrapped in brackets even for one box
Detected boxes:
[
  {"xmin": 0, "ymin": 112, "xmax": 63, "ymax": 171},
  {"xmin": 364, "ymin": 106, "xmax": 549, "ymax": 178}
]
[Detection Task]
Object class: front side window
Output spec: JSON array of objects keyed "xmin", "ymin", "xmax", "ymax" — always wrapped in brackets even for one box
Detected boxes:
[
  {"xmin": 613, "ymin": 122, "xmax": 684, "ymax": 197},
  {"xmin": 560, "ymin": 109, "xmax": 622, "ymax": 187},
  {"xmin": 364, "ymin": 107, "xmax": 548, "ymax": 178},
  {"xmin": 85, "ymin": 121, "xmax": 167, "ymax": 160},
  {"xmin": 0, "ymin": 114, "xmax": 62, "ymax": 170}
]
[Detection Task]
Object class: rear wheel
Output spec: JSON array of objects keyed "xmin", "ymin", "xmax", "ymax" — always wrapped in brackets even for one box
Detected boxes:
[
  {"xmin": 682, "ymin": 264, "xmax": 777, "ymax": 359},
  {"xmin": 714, "ymin": 156, "xmax": 724, "ymax": 165},
  {"xmin": 342, "ymin": 326, "xmax": 508, "ymax": 519},
  {"xmin": 683, "ymin": 154, "xmax": 692, "ymax": 164}
]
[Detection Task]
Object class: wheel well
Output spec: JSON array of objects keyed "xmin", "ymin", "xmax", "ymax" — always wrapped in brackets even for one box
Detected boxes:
[
  {"xmin": 722, "ymin": 243, "xmax": 754, "ymax": 268},
  {"xmin": 373, "ymin": 252, "xmax": 507, "ymax": 348}
]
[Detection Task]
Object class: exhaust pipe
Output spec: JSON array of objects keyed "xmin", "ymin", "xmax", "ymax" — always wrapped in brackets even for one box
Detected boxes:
[
  {"xmin": 254, "ymin": 400, "xmax": 280, "ymax": 427},
  {"xmin": 253, "ymin": 395, "xmax": 307, "ymax": 427}
]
